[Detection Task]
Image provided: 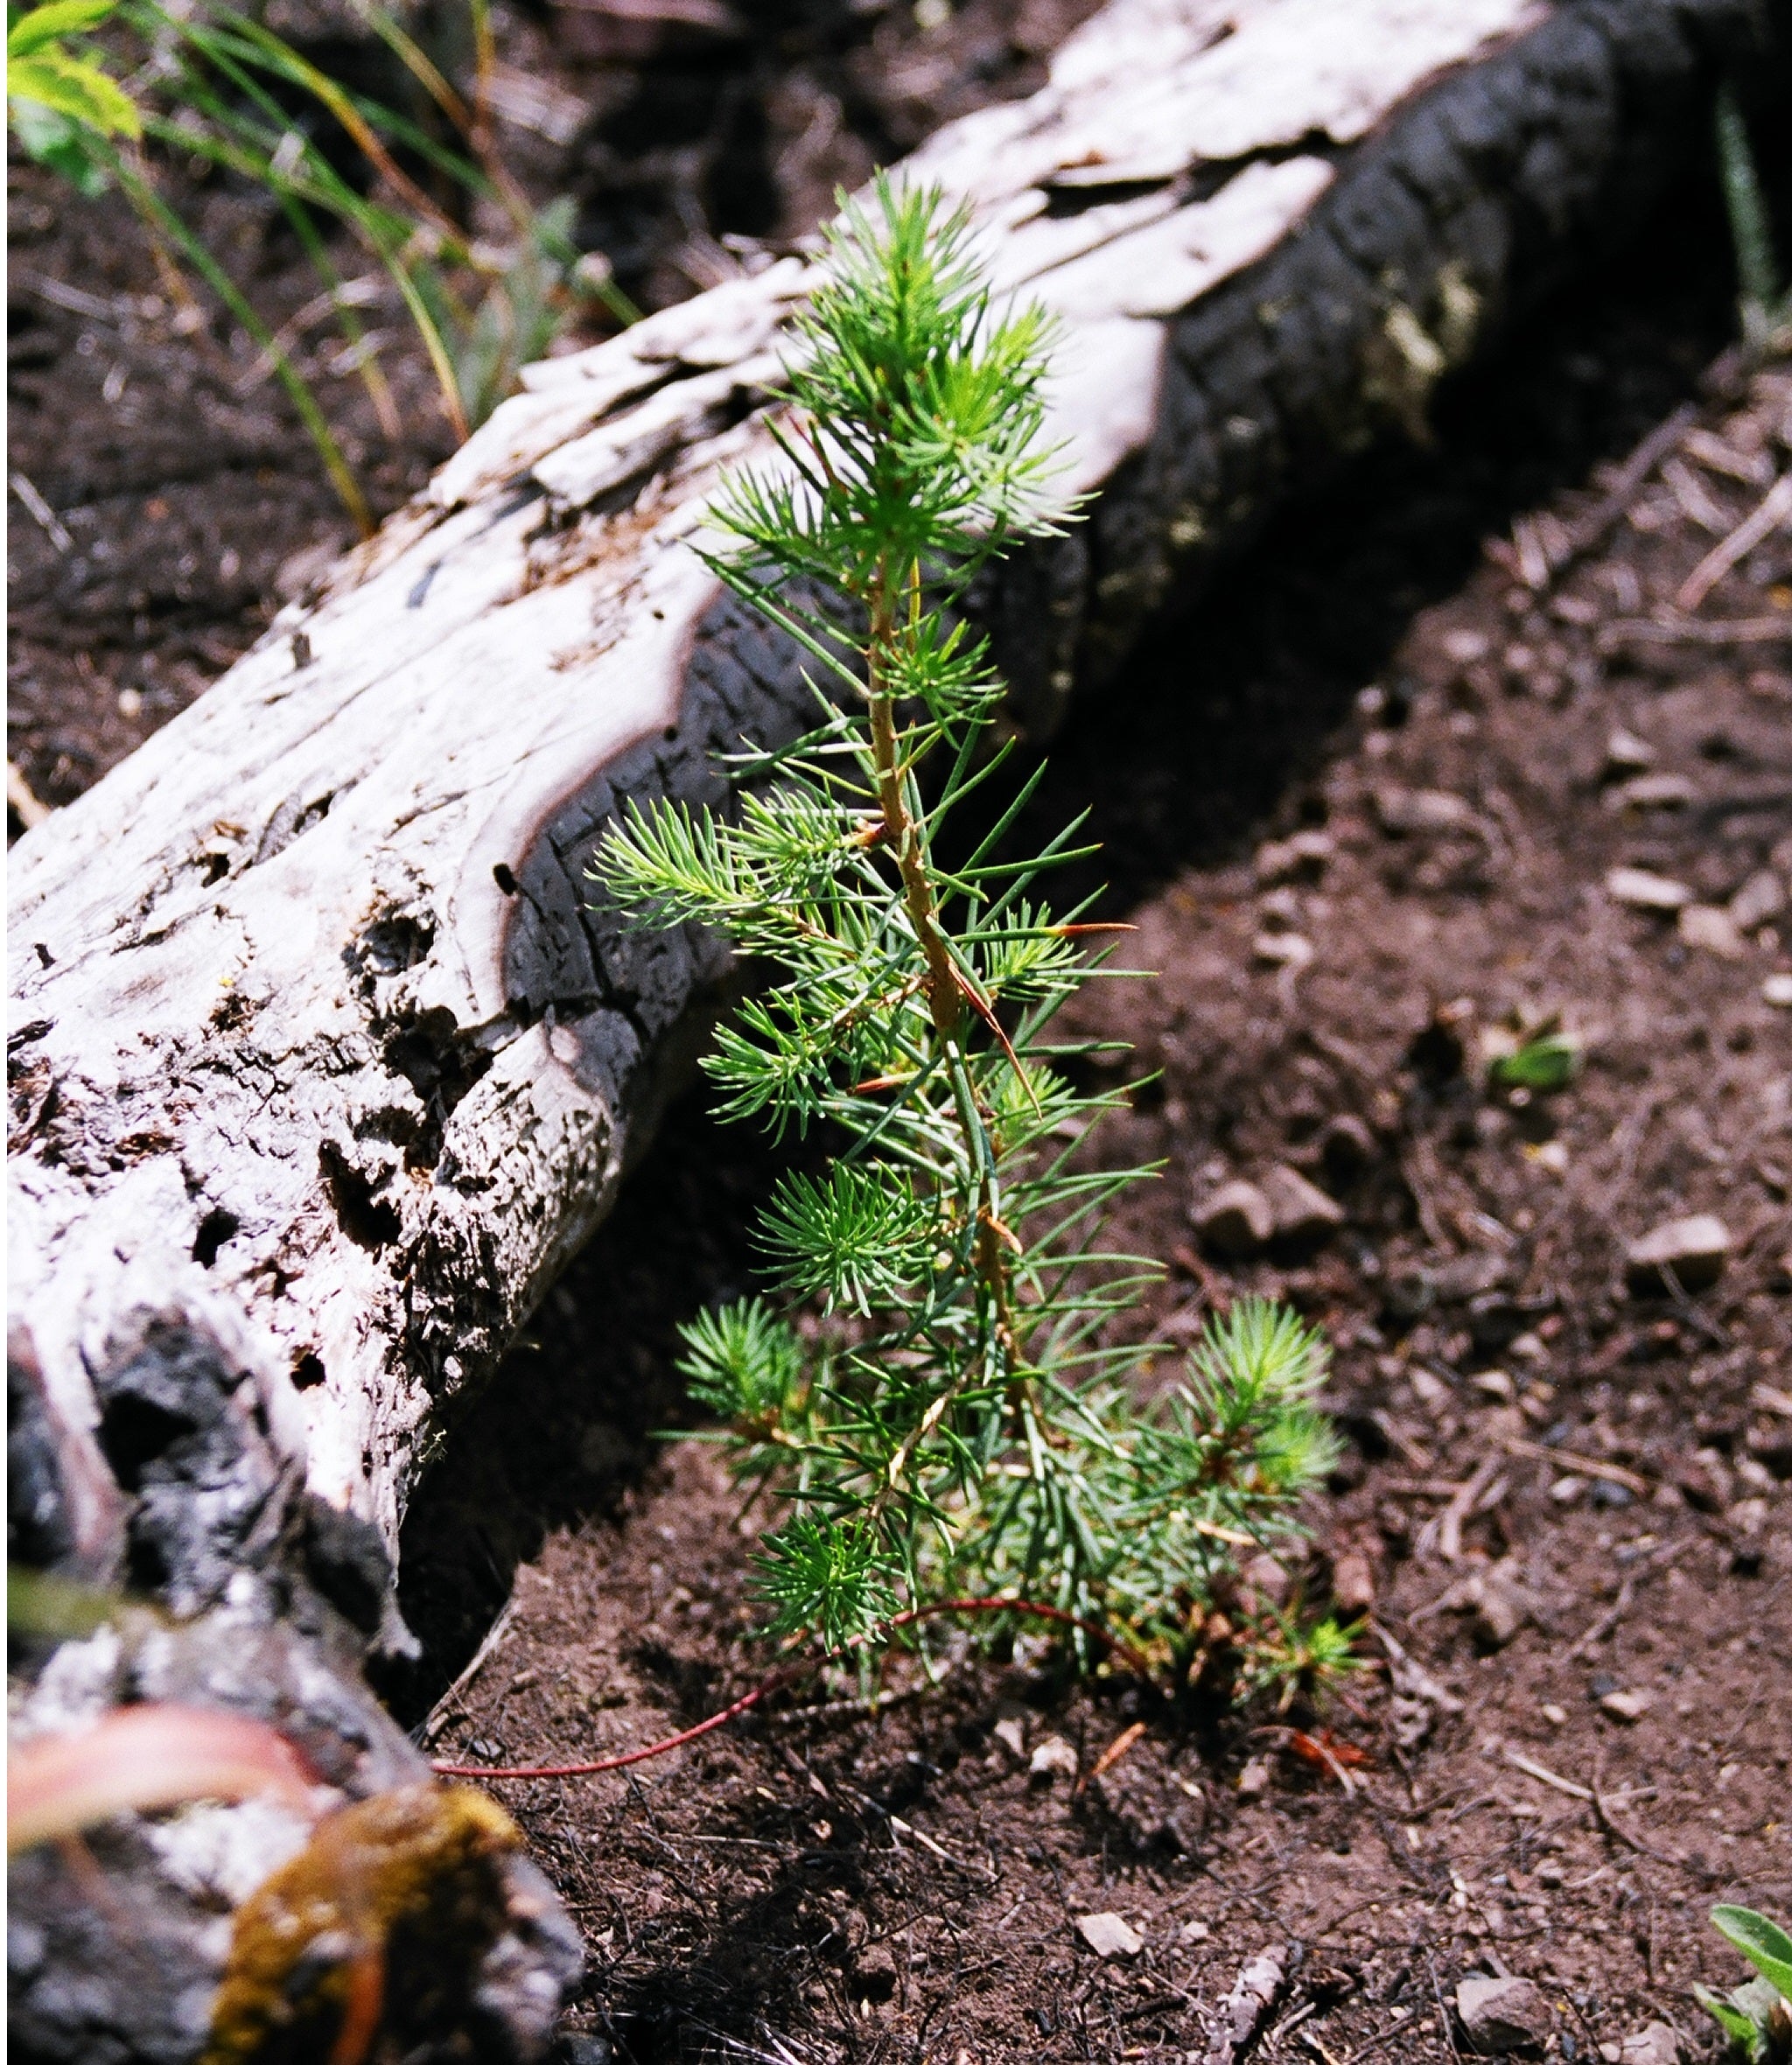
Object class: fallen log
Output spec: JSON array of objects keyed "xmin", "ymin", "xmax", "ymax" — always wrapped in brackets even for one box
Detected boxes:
[{"xmin": 4, "ymin": 0, "xmax": 1780, "ymax": 2053}]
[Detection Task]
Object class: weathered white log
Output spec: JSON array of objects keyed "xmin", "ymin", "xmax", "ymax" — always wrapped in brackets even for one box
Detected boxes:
[{"xmin": 8, "ymin": 0, "xmax": 1771, "ymax": 1598}]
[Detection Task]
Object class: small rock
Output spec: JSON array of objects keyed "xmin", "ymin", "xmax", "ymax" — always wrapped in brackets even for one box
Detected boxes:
[
  {"xmin": 1075, "ymin": 1911, "xmax": 1143, "ymax": 1958},
  {"xmin": 1255, "ymin": 829, "xmax": 1334, "ymax": 886},
  {"xmin": 1029, "ymin": 1735, "xmax": 1079, "ymax": 1783},
  {"xmin": 1625, "ymin": 1214, "xmax": 1731, "ymax": 1295},
  {"xmin": 1330, "ymin": 1548, "xmax": 1376, "ymax": 1616},
  {"xmin": 1729, "ymin": 869, "xmax": 1787, "ymax": 931},
  {"xmin": 1762, "ymin": 972, "xmax": 1792, "ymax": 1009},
  {"xmin": 1611, "ymin": 772, "xmax": 1697, "ymax": 810},
  {"xmin": 1456, "ymin": 1974, "xmax": 1552, "ymax": 2054},
  {"xmin": 1410, "ymin": 1365, "xmax": 1453, "ymax": 1410},
  {"xmin": 1253, "ymin": 930, "xmax": 1314, "ymax": 972},
  {"xmin": 1261, "ymin": 1163, "xmax": 1345, "ymax": 1244},
  {"xmin": 1471, "ymin": 1578, "xmax": 1528, "ymax": 1652},
  {"xmin": 1673, "ymin": 1450, "xmax": 1732, "ymax": 1514},
  {"xmin": 1599, "ymin": 1687, "xmax": 1654, "ymax": 1723},
  {"xmin": 1319, "ymin": 1112, "xmax": 1378, "ymax": 1184},
  {"xmin": 1471, "ymin": 1369, "xmax": 1516, "ymax": 1404},
  {"xmin": 1443, "ymin": 628, "xmax": 1490, "ymax": 665},
  {"xmin": 1616, "ymin": 2021, "xmax": 1683, "ymax": 2065},
  {"xmin": 1180, "ymin": 1918, "xmax": 1213, "ymax": 1942},
  {"xmin": 991, "ymin": 1717, "xmax": 1026, "ymax": 1761},
  {"xmin": 1236, "ymin": 1756, "xmax": 1272, "ymax": 1796},
  {"xmin": 1603, "ymin": 729, "xmax": 1656, "ymax": 776},
  {"xmin": 1194, "ymin": 1180, "xmax": 1273, "ymax": 1259},
  {"xmin": 1678, "ymin": 903, "xmax": 1747, "ymax": 960},
  {"xmin": 1606, "ymin": 866, "xmax": 1692, "ymax": 913}
]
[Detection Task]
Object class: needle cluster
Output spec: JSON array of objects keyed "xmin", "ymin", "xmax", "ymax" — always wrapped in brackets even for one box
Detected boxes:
[{"xmin": 598, "ymin": 178, "xmax": 1345, "ymax": 1689}]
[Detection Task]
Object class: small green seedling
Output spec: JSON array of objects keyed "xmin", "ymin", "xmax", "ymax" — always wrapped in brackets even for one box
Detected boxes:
[
  {"xmin": 1488, "ymin": 1028, "xmax": 1580, "ymax": 1096},
  {"xmin": 1698, "ymin": 1905, "xmax": 1792, "ymax": 2062},
  {"xmin": 1482, "ymin": 1007, "xmax": 1580, "ymax": 1096},
  {"xmin": 598, "ymin": 178, "xmax": 1348, "ymax": 1690}
]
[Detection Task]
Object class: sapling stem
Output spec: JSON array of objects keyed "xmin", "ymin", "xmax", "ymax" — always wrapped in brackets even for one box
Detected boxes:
[{"xmin": 598, "ymin": 175, "xmax": 1353, "ymax": 1702}]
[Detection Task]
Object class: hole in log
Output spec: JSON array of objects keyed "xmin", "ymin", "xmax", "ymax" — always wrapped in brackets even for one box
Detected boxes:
[
  {"xmin": 191, "ymin": 1207, "xmax": 240, "ymax": 1268},
  {"xmin": 318, "ymin": 1141, "xmax": 402, "ymax": 1251},
  {"xmin": 357, "ymin": 912, "xmax": 436, "ymax": 975},
  {"xmin": 380, "ymin": 1008, "xmax": 494, "ymax": 1171},
  {"xmin": 292, "ymin": 1351, "xmax": 326, "ymax": 1390}
]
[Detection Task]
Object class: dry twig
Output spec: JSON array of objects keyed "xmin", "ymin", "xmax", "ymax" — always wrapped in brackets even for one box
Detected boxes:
[{"xmin": 1676, "ymin": 472, "xmax": 1792, "ymax": 611}]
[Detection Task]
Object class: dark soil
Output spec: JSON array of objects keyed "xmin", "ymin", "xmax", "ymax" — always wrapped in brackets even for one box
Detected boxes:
[
  {"xmin": 10, "ymin": 22, "xmax": 1792, "ymax": 2065},
  {"xmin": 399, "ymin": 208, "xmax": 1792, "ymax": 2064}
]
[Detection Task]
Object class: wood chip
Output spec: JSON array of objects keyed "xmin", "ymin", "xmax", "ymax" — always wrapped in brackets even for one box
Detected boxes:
[
  {"xmin": 1075, "ymin": 1910, "xmax": 1144, "ymax": 1957},
  {"xmin": 1605, "ymin": 866, "xmax": 1691, "ymax": 912}
]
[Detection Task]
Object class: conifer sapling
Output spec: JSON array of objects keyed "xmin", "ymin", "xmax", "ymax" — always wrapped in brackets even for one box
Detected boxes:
[{"xmin": 597, "ymin": 176, "xmax": 1350, "ymax": 1694}]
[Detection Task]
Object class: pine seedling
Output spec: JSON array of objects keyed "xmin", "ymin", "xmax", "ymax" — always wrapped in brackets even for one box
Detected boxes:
[{"xmin": 598, "ymin": 176, "xmax": 1348, "ymax": 1688}]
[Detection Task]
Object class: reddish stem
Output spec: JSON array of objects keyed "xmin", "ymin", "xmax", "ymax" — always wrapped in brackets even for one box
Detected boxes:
[{"xmin": 430, "ymin": 1596, "xmax": 1148, "ymax": 1783}]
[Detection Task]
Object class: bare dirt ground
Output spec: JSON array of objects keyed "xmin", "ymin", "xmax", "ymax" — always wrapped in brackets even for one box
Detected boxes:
[{"xmin": 9, "ymin": 21, "xmax": 1792, "ymax": 2065}]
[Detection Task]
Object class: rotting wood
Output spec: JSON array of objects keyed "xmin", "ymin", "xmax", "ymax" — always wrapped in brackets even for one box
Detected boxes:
[{"xmin": 6, "ymin": 5, "xmax": 1788, "ymax": 2048}]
